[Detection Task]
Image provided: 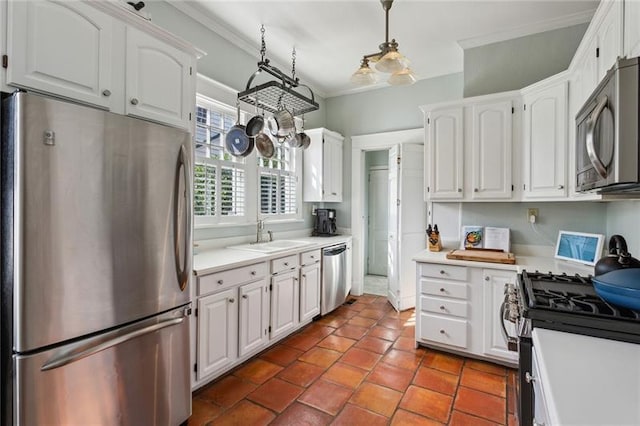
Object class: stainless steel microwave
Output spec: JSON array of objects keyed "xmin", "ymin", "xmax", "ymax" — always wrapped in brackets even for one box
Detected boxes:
[{"xmin": 576, "ymin": 56, "xmax": 640, "ymax": 193}]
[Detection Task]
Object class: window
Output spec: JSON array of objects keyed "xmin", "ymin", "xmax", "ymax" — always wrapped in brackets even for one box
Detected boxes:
[
  {"xmin": 193, "ymin": 96, "xmax": 247, "ymax": 225},
  {"xmin": 258, "ymin": 143, "xmax": 300, "ymax": 220}
]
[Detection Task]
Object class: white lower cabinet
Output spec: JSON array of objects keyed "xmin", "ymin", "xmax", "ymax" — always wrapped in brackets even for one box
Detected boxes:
[
  {"xmin": 300, "ymin": 262, "xmax": 321, "ymax": 322},
  {"xmin": 482, "ymin": 269, "xmax": 518, "ymax": 363},
  {"xmin": 196, "ymin": 288, "xmax": 238, "ymax": 381},
  {"xmin": 270, "ymin": 270, "xmax": 300, "ymax": 340},
  {"xmin": 239, "ymin": 279, "xmax": 270, "ymax": 357},
  {"xmin": 416, "ymin": 261, "xmax": 518, "ymax": 366}
]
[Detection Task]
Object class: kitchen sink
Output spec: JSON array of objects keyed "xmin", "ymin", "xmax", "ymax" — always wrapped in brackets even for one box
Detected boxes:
[{"xmin": 227, "ymin": 240, "xmax": 312, "ymax": 253}]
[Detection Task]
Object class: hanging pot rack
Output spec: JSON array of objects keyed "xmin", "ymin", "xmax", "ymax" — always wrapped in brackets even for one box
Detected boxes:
[{"xmin": 237, "ymin": 26, "xmax": 319, "ymax": 117}]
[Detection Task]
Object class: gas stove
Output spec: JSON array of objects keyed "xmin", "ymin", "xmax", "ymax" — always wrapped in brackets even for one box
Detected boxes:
[{"xmin": 515, "ymin": 270, "xmax": 640, "ymax": 343}]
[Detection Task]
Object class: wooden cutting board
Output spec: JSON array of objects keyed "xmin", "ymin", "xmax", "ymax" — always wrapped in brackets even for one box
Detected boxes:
[{"xmin": 446, "ymin": 249, "xmax": 516, "ymax": 264}]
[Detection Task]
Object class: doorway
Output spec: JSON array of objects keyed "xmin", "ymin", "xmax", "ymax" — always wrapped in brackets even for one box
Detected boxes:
[{"xmin": 364, "ymin": 151, "xmax": 389, "ymax": 296}]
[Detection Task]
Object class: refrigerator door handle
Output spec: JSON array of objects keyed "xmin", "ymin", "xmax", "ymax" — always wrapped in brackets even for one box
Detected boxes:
[
  {"xmin": 40, "ymin": 316, "xmax": 186, "ymax": 371},
  {"xmin": 174, "ymin": 144, "xmax": 192, "ymax": 292}
]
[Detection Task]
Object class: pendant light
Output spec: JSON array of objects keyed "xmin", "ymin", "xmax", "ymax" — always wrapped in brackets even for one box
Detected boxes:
[{"xmin": 350, "ymin": 0, "xmax": 416, "ymax": 86}]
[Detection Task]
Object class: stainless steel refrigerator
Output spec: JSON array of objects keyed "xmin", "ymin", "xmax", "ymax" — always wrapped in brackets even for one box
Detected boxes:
[{"xmin": 1, "ymin": 92, "xmax": 193, "ymax": 425}]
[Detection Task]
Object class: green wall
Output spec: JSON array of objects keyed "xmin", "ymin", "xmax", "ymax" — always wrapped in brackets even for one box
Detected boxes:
[{"xmin": 463, "ymin": 23, "xmax": 588, "ymax": 97}]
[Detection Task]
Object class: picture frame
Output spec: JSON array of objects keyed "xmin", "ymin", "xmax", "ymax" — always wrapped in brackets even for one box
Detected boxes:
[{"xmin": 554, "ymin": 230, "xmax": 605, "ymax": 266}]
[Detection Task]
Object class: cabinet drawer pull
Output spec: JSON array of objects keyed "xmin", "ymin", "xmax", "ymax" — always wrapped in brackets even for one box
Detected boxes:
[
  {"xmin": 440, "ymin": 288, "xmax": 446, "ymax": 292},
  {"xmin": 284, "ymin": 262, "xmax": 289, "ymax": 266},
  {"xmin": 130, "ymin": 98, "xmax": 139, "ymax": 105},
  {"xmin": 310, "ymin": 255, "xmax": 315, "ymax": 259},
  {"xmin": 242, "ymin": 294, "xmax": 248, "ymax": 299},
  {"xmin": 228, "ymin": 298, "xmax": 235, "ymax": 303},
  {"xmin": 332, "ymin": 192, "xmax": 337, "ymax": 195},
  {"xmin": 251, "ymin": 271, "xmax": 256, "ymax": 276},
  {"xmin": 439, "ymin": 305, "xmax": 446, "ymax": 310},
  {"xmin": 439, "ymin": 329, "xmax": 445, "ymax": 334},
  {"xmin": 439, "ymin": 270, "xmax": 446, "ymax": 275},
  {"xmin": 102, "ymin": 89, "xmax": 111, "ymax": 97},
  {"xmin": 217, "ymin": 280, "xmax": 223, "ymax": 285}
]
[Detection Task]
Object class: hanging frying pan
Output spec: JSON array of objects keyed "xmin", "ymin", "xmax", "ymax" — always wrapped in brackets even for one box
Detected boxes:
[
  {"xmin": 245, "ymin": 91, "xmax": 265, "ymax": 138},
  {"xmin": 255, "ymin": 108, "xmax": 275, "ymax": 158},
  {"xmin": 225, "ymin": 103, "xmax": 254, "ymax": 157}
]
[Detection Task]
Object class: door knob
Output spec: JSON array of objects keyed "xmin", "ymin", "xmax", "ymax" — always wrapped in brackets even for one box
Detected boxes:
[{"xmin": 130, "ymin": 98, "xmax": 139, "ymax": 105}]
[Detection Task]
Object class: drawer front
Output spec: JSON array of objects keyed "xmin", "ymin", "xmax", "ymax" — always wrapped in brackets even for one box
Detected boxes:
[
  {"xmin": 420, "ymin": 279, "xmax": 469, "ymax": 300},
  {"xmin": 419, "ymin": 313, "xmax": 468, "ymax": 348},
  {"xmin": 198, "ymin": 262, "xmax": 268, "ymax": 296},
  {"xmin": 419, "ymin": 263, "xmax": 468, "ymax": 281},
  {"xmin": 300, "ymin": 249, "xmax": 321, "ymax": 266},
  {"xmin": 272, "ymin": 254, "xmax": 299, "ymax": 274},
  {"xmin": 421, "ymin": 296, "xmax": 468, "ymax": 318}
]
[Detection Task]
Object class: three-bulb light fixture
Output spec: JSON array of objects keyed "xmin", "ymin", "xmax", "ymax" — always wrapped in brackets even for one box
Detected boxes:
[{"xmin": 350, "ymin": 0, "xmax": 416, "ymax": 86}]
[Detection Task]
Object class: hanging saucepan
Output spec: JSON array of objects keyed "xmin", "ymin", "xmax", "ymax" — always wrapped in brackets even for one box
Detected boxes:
[
  {"xmin": 267, "ymin": 107, "xmax": 295, "ymax": 137},
  {"xmin": 245, "ymin": 91, "xmax": 265, "ymax": 138},
  {"xmin": 255, "ymin": 108, "xmax": 275, "ymax": 158},
  {"xmin": 295, "ymin": 114, "xmax": 311, "ymax": 149},
  {"xmin": 225, "ymin": 103, "xmax": 254, "ymax": 157}
]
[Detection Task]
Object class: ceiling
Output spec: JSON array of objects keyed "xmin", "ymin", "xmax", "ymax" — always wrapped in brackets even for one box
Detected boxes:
[{"xmin": 175, "ymin": 1, "xmax": 599, "ymax": 98}]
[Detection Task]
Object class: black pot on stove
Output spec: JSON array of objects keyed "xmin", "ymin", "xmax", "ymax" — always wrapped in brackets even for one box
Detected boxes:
[{"xmin": 594, "ymin": 235, "xmax": 640, "ymax": 276}]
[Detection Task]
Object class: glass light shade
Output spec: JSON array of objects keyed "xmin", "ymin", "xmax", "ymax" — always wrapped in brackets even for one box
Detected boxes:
[
  {"xmin": 350, "ymin": 64, "xmax": 378, "ymax": 86},
  {"xmin": 388, "ymin": 68, "xmax": 416, "ymax": 86},
  {"xmin": 375, "ymin": 50, "xmax": 406, "ymax": 73}
]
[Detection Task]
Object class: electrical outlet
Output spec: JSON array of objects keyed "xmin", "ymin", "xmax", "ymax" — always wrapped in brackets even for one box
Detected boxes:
[{"xmin": 527, "ymin": 208, "xmax": 539, "ymax": 222}]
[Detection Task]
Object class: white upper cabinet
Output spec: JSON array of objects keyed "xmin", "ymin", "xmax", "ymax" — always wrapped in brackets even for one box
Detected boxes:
[
  {"xmin": 303, "ymin": 128, "xmax": 344, "ymax": 202},
  {"xmin": 424, "ymin": 107, "xmax": 464, "ymax": 200},
  {"xmin": 597, "ymin": 2, "xmax": 623, "ymax": 81},
  {"xmin": 6, "ymin": 0, "xmax": 117, "ymax": 109},
  {"xmin": 470, "ymin": 100, "xmax": 513, "ymax": 199},
  {"xmin": 625, "ymin": 0, "xmax": 640, "ymax": 57},
  {"xmin": 522, "ymin": 77, "xmax": 568, "ymax": 199},
  {"xmin": 125, "ymin": 27, "xmax": 193, "ymax": 129},
  {"xmin": 4, "ymin": 0, "xmax": 199, "ymax": 130}
]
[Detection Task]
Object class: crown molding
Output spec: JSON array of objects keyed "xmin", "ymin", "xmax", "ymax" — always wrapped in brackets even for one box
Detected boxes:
[
  {"xmin": 166, "ymin": 1, "xmax": 327, "ymax": 98},
  {"xmin": 457, "ymin": 8, "xmax": 596, "ymax": 50}
]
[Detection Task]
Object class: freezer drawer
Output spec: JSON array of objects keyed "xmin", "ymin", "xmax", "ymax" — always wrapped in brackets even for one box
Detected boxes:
[{"xmin": 13, "ymin": 307, "xmax": 191, "ymax": 426}]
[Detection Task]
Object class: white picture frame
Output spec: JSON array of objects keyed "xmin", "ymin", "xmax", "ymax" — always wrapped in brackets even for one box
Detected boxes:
[{"xmin": 554, "ymin": 230, "xmax": 605, "ymax": 266}]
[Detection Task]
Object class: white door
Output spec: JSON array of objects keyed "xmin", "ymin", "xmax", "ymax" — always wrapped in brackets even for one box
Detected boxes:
[
  {"xmin": 6, "ymin": 0, "xmax": 117, "ymax": 109},
  {"xmin": 387, "ymin": 147, "xmax": 399, "ymax": 310},
  {"xmin": 368, "ymin": 168, "xmax": 389, "ymax": 276},
  {"xmin": 425, "ymin": 107, "xmax": 464, "ymax": 200},
  {"xmin": 125, "ymin": 26, "xmax": 193, "ymax": 129},
  {"xmin": 239, "ymin": 279, "xmax": 269, "ymax": 357},
  {"xmin": 197, "ymin": 289, "xmax": 238, "ymax": 381},
  {"xmin": 471, "ymin": 100, "xmax": 513, "ymax": 199},
  {"xmin": 523, "ymin": 81, "xmax": 568, "ymax": 198},
  {"xmin": 300, "ymin": 263, "xmax": 321, "ymax": 322},
  {"xmin": 270, "ymin": 270, "xmax": 299, "ymax": 340},
  {"xmin": 482, "ymin": 269, "xmax": 518, "ymax": 363}
]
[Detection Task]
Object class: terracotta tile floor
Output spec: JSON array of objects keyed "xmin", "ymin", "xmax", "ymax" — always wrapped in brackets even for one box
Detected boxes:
[{"xmin": 191, "ymin": 295, "xmax": 518, "ymax": 426}]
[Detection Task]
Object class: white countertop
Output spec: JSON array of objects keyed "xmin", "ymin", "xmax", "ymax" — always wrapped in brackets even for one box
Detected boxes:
[
  {"xmin": 532, "ymin": 328, "xmax": 640, "ymax": 426},
  {"xmin": 193, "ymin": 235, "xmax": 351, "ymax": 276},
  {"xmin": 412, "ymin": 248, "xmax": 595, "ymax": 276}
]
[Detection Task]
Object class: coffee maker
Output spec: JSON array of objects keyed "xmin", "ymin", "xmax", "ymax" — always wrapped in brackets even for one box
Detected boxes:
[{"xmin": 313, "ymin": 208, "xmax": 338, "ymax": 236}]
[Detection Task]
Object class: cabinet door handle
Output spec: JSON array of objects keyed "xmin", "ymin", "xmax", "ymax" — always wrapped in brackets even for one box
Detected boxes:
[
  {"xmin": 242, "ymin": 294, "xmax": 248, "ymax": 299},
  {"xmin": 439, "ymin": 329, "xmax": 446, "ymax": 334},
  {"xmin": 440, "ymin": 288, "xmax": 446, "ymax": 292},
  {"xmin": 251, "ymin": 271, "xmax": 256, "ymax": 276},
  {"xmin": 457, "ymin": 188, "xmax": 462, "ymax": 192},
  {"xmin": 484, "ymin": 276, "xmax": 490, "ymax": 281},
  {"xmin": 102, "ymin": 89, "xmax": 111, "ymax": 97},
  {"xmin": 284, "ymin": 262, "xmax": 289, "ymax": 266},
  {"xmin": 302, "ymin": 274, "xmax": 306, "ymax": 278},
  {"xmin": 130, "ymin": 98, "xmax": 139, "ymax": 105},
  {"xmin": 310, "ymin": 255, "xmax": 315, "ymax": 259},
  {"xmin": 558, "ymin": 185, "xmax": 564, "ymax": 190},
  {"xmin": 474, "ymin": 188, "xmax": 479, "ymax": 192},
  {"xmin": 294, "ymin": 277, "xmax": 298, "ymax": 282},
  {"xmin": 332, "ymin": 192, "xmax": 337, "ymax": 195},
  {"xmin": 217, "ymin": 280, "xmax": 223, "ymax": 285},
  {"xmin": 228, "ymin": 298, "xmax": 235, "ymax": 303}
]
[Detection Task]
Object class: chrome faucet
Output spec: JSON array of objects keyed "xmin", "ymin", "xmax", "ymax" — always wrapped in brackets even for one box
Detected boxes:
[{"xmin": 254, "ymin": 219, "xmax": 274, "ymax": 243}]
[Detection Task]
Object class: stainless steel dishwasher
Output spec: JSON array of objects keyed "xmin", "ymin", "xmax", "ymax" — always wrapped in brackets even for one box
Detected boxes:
[{"xmin": 321, "ymin": 243, "xmax": 350, "ymax": 315}]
